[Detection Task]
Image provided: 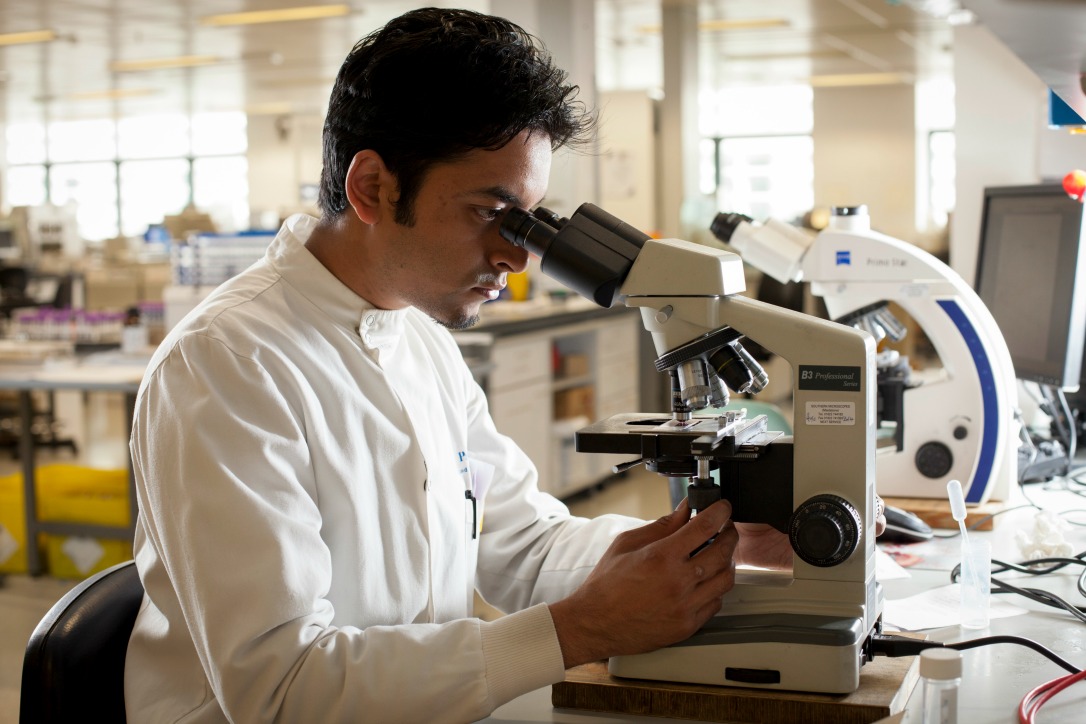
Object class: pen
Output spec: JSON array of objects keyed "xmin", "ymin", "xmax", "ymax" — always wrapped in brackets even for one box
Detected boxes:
[{"xmin": 465, "ymin": 489, "xmax": 477, "ymax": 539}]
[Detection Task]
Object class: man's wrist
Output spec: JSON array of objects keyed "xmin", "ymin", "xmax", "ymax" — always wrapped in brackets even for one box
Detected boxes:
[{"xmin": 548, "ymin": 598, "xmax": 603, "ymax": 669}]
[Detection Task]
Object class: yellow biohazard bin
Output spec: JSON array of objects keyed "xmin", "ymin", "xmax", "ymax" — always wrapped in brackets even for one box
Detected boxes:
[{"xmin": 0, "ymin": 464, "xmax": 131, "ymax": 578}]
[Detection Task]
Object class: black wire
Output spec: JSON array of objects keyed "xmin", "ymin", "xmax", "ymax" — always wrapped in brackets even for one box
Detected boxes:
[
  {"xmin": 948, "ymin": 554, "xmax": 1086, "ymax": 623},
  {"xmin": 947, "ymin": 636, "xmax": 1083, "ymax": 675},
  {"xmin": 931, "ymin": 503, "xmax": 1038, "ymax": 539},
  {"xmin": 871, "ymin": 633, "xmax": 1083, "ymax": 675},
  {"xmin": 1057, "ymin": 509, "xmax": 1086, "ymax": 528}
]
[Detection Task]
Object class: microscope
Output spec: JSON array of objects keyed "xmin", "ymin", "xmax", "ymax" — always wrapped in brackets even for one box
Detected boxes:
[
  {"xmin": 500, "ymin": 204, "xmax": 882, "ymax": 694},
  {"xmin": 710, "ymin": 207, "xmax": 1018, "ymax": 505}
]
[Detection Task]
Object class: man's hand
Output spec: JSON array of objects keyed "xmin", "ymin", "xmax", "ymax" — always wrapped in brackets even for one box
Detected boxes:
[{"xmin": 548, "ymin": 499, "xmax": 738, "ymax": 669}]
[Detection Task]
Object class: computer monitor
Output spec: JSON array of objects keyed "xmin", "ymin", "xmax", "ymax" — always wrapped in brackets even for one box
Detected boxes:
[
  {"xmin": 974, "ymin": 184, "xmax": 1086, "ymax": 390},
  {"xmin": 0, "ymin": 219, "xmax": 21, "ymax": 262}
]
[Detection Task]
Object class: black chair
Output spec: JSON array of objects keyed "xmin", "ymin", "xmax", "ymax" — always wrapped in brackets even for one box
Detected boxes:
[{"xmin": 20, "ymin": 560, "xmax": 144, "ymax": 723}]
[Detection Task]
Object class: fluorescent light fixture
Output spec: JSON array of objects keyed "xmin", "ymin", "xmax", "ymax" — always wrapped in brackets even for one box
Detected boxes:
[
  {"xmin": 68, "ymin": 88, "xmax": 157, "ymax": 101},
  {"xmin": 0, "ymin": 29, "xmax": 58, "ymax": 46},
  {"xmin": 110, "ymin": 55, "xmax": 221, "ymax": 72},
  {"xmin": 810, "ymin": 72, "xmax": 913, "ymax": 87},
  {"xmin": 699, "ymin": 18, "xmax": 790, "ymax": 32},
  {"xmin": 245, "ymin": 102, "xmax": 295, "ymax": 115},
  {"xmin": 202, "ymin": 4, "xmax": 350, "ymax": 27},
  {"xmin": 638, "ymin": 17, "xmax": 789, "ymax": 33}
]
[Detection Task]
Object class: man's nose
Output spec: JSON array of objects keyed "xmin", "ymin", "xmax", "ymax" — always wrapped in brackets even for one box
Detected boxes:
[{"xmin": 489, "ymin": 232, "xmax": 530, "ymax": 274}]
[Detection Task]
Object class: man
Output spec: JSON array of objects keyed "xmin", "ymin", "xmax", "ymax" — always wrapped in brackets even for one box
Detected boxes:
[{"xmin": 126, "ymin": 8, "xmax": 798, "ymax": 723}]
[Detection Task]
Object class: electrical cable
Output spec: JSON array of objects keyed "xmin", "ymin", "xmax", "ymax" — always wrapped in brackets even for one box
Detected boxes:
[
  {"xmin": 930, "ymin": 503, "xmax": 1038, "ymax": 539},
  {"xmin": 873, "ymin": 633, "xmax": 1086, "ymax": 722},
  {"xmin": 1055, "ymin": 386, "xmax": 1077, "ymax": 462},
  {"xmin": 869, "ymin": 633, "xmax": 1082, "ymax": 674},
  {"xmin": 948, "ymin": 554, "xmax": 1086, "ymax": 623},
  {"xmin": 1018, "ymin": 668, "xmax": 1086, "ymax": 724}
]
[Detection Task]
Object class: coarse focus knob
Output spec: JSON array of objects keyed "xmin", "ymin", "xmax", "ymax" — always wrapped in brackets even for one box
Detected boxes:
[{"xmin": 789, "ymin": 494, "xmax": 862, "ymax": 567}]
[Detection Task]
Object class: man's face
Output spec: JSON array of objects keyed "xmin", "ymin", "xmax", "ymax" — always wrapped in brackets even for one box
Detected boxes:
[{"xmin": 370, "ymin": 130, "xmax": 551, "ymax": 329}]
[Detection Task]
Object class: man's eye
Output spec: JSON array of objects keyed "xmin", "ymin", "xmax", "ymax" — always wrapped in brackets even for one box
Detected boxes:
[{"xmin": 476, "ymin": 207, "xmax": 503, "ymax": 222}]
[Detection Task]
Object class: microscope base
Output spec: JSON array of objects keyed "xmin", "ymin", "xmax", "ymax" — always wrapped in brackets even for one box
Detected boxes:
[{"xmin": 608, "ymin": 613, "xmax": 875, "ymax": 694}]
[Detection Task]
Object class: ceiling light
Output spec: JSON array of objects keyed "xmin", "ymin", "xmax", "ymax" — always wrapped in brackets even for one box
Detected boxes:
[
  {"xmin": 809, "ymin": 72, "xmax": 914, "ymax": 87},
  {"xmin": 638, "ymin": 18, "xmax": 789, "ymax": 33},
  {"xmin": 246, "ymin": 102, "xmax": 295, "ymax": 115},
  {"xmin": 67, "ymin": 88, "xmax": 158, "ymax": 101},
  {"xmin": 699, "ymin": 18, "xmax": 790, "ymax": 32},
  {"xmin": 201, "ymin": 4, "xmax": 350, "ymax": 27},
  {"xmin": 0, "ymin": 29, "xmax": 58, "ymax": 47},
  {"xmin": 110, "ymin": 55, "xmax": 221, "ymax": 72}
]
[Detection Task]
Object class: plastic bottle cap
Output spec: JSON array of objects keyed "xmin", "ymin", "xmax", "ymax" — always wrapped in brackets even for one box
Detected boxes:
[{"xmin": 920, "ymin": 648, "xmax": 962, "ymax": 679}]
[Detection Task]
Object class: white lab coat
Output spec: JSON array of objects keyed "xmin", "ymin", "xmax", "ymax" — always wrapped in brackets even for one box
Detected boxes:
[{"xmin": 125, "ymin": 214, "xmax": 641, "ymax": 723}]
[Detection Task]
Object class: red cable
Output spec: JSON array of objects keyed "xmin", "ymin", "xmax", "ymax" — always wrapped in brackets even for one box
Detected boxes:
[{"xmin": 1018, "ymin": 669, "xmax": 1086, "ymax": 723}]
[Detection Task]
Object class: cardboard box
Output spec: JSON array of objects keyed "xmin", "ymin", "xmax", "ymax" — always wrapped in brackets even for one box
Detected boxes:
[
  {"xmin": 554, "ymin": 386, "xmax": 595, "ymax": 420},
  {"xmin": 559, "ymin": 353, "xmax": 590, "ymax": 379}
]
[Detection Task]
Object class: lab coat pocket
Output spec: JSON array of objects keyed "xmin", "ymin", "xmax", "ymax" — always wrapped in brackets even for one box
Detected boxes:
[{"xmin": 465, "ymin": 455, "xmax": 494, "ymax": 539}]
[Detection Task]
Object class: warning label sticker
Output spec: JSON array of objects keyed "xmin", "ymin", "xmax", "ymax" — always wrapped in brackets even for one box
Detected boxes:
[{"xmin": 804, "ymin": 402, "xmax": 857, "ymax": 426}]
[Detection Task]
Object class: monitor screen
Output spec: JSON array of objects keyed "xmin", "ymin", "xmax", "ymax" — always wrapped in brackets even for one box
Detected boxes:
[{"xmin": 974, "ymin": 184, "xmax": 1086, "ymax": 390}]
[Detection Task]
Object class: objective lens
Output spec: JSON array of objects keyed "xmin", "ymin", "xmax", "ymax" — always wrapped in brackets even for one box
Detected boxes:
[
  {"xmin": 676, "ymin": 359, "xmax": 711, "ymax": 410},
  {"xmin": 708, "ymin": 375, "xmax": 730, "ymax": 408},
  {"xmin": 709, "ymin": 345, "xmax": 753, "ymax": 394},
  {"xmin": 872, "ymin": 306, "xmax": 908, "ymax": 342},
  {"xmin": 734, "ymin": 343, "xmax": 769, "ymax": 393}
]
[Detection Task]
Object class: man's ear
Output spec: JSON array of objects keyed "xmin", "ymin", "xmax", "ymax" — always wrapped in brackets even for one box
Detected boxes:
[{"xmin": 344, "ymin": 150, "xmax": 392, "ymax": 225}]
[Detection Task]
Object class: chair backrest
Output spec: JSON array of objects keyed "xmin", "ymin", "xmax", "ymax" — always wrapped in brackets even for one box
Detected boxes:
[{"xmin": 20, "ymin": 560, "xmax": 144, "ymax": 724}]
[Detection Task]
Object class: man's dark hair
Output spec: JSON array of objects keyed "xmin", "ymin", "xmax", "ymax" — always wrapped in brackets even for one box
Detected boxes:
[{"xmin": 317, "ymin": 7, "xmax": 594, "ymax": 225}]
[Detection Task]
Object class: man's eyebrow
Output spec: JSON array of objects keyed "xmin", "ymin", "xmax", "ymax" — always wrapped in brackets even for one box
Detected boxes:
[{"xmin": 470, "ymin": 185, "xmax": 525, "ymax": 206}]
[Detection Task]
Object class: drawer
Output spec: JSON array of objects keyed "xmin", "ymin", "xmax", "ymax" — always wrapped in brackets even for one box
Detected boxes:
[{"xmin": 489, "ymin": 335, "xmax": 551, "ymax": 390}]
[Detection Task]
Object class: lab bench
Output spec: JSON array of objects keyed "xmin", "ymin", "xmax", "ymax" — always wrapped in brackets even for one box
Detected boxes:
[
  {"xmin": 0, "ymin": 353, "xmax": 144, "ymax": 576},
  {"xmin": 481, "ymin": 485, "xmax": 1086, "ymax": 723}
]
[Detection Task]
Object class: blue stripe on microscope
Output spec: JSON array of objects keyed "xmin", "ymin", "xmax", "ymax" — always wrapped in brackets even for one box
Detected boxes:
[{"xmin": 936, "ymin": 299, "xmax": 997, "ymax": 503}]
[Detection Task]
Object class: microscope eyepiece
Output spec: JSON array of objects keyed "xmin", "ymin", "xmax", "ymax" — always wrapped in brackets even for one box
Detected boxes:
[
  {"xmin": 709, "ymin": 212, "xmax": 753, "ymax": 244},
  {"xmin": 498, "ymin": 202, "xmax": 650, "ymax": 308},
  {"xmin": 499, "ymin": 207, "xmax": 559, "ymax": 257}
]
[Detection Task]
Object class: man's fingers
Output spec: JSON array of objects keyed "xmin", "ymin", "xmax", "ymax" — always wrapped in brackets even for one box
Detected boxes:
[
  {"xmin": 687, "ymin": 520, "xmax": 739, "ymax": 578},
  {"xmin": 669, "ymin": 500, "xmax": 733, "ymax": 552},
  {"xmin": 610, "ymin": 498, "xmax": 693, "ymax": 552}
]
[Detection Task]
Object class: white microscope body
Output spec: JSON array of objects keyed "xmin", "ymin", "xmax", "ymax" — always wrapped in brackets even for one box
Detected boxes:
[
  {"xmin": 719, "ymin": 207, "xmax": 1018, "ymax": 504},
  {"xmin": 500, "ymin": 203, "xmax": 882, "ymax": 694}
]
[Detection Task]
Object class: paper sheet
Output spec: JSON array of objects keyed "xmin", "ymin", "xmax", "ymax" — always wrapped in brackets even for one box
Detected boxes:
[
  {"xmin": 876, "ymin": 547, "xmax": 912, "ymax": 581},
  {"xmin": 883, "ymin": 583, "xmax": 1027, "ymax": 631}
]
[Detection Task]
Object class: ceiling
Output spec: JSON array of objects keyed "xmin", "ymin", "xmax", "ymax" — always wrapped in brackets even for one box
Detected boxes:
[{"xmin": 0, "ymin": 0, "xmax": 985, "ymax": 128}]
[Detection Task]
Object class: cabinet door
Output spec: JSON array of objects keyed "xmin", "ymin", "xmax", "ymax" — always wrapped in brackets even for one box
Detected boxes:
[
  {"xmin": 487, "ymin": 334, "xmax": 553, "ymax": 493},
  {"xmin": 596, "ymin": 316, "xmax": 640, "ymax": 417},
  {"xmin": 488, "ymin": 380, "xmax": 553, "ymax": 495}
]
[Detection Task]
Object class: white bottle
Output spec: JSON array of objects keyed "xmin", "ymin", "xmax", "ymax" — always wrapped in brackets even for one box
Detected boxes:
[{"xmin": 920, "ymin": 648, "xmax": 962, "ymax": 724}]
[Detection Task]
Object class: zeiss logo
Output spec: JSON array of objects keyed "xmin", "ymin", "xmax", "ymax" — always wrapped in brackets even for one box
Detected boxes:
[{"xmin": 836, "ymin": 250, "xmax": 851, "ymax": 266}]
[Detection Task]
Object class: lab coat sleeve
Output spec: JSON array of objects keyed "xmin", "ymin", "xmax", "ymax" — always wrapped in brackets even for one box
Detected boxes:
[
  {"xmin": 464, "ymin": 362, "xmax": 648, "ymax": 614},
  {"xmin": 129, "ymin": 333, "xmax": 565, "ymax": 724}
]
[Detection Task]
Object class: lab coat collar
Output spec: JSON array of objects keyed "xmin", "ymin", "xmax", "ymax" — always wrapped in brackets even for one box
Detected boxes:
[{"xmin": 266, "ymin": 214, "xmax": 406, "ymax": 352}]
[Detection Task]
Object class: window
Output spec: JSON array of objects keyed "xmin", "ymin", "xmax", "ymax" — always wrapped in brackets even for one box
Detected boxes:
[
  {"xmin": 700, "ymin": 85, "xmax": 815, "ymax": 224},
  {"xmin": 929, "ymin": 130, "xmax": 956, "ymax": 228},
  {"xmin": 50, "ymin": 163, "xmax": 119, "ymax": 241},
  {"xmin": 119, "ymin": 159, "xmax": 190, "ymax": 237},
  {"xmin": 4, "ymin": 112, "xmax": 248, "ymax": 242}
]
